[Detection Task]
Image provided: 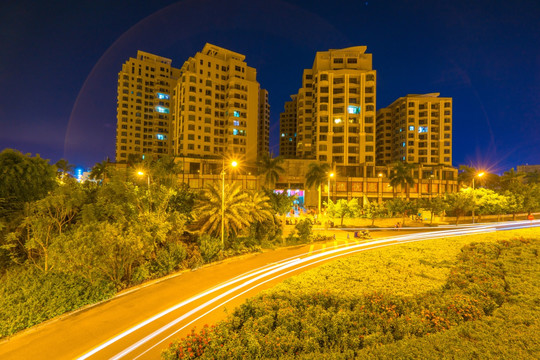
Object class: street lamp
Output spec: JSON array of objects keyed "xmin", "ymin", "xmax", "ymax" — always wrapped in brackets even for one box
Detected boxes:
[
  {"xmin": 327, "ymin": 172, "xmax": 335, "ymax": 205},
  {"xmin": 221, "ymin": 159, "xmax": 238, "ymax": 248},
  {"xmin": 471, "ymin": 171, "xmax": 485, "ymax": 224},
  {"xmin": 137, "ymin": 171, "xmax": 150, "ymax": 187}
]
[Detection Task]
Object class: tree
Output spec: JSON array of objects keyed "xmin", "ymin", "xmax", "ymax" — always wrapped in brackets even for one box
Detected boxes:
[
  {"xmin": 89, "ymin": 158, "xmax": 112, "ymax": 184},
  {"xmin": 305, "ymin": 162, "xmax": 331, "ymax": 214},
  {"xmin": 502, "ymin": 190, "xmax": 524, "ymax": 221},
  {"xmin": 257, "ymin": 154, "xmax": 285, "ymax": 188},
  {"xmin": 193, "ymin": 182, "xmax": 252, "ymax": 246},
  {"xmin": 499, "ymin": 168, "xmax": 525, "ymax": 192},
  {"xmin": 446, "ymin": 190, "xmax": 475, "ymax": 225},
  {"xmin": 389, "ymin": 162, "xmax": 415, "ymax": 199},
  {"xmin": 262, "ymin": 189, "xmax": 295, "ymax": 215},
  {"xmin": 458, "ymin": 165, "xmax": 477, "ymax": 188},
  {"xmin": 5, "ymin": 179, "xmax": 86, "ymax": 272},
  {"xmin": 363, "ymin": 201, "xmax": 387, "ymax": 226},
  {"xmin": 420, "ymin": 197, "xmax": 447, "ymax": 224},
  {"xmin": 0, "ymin": 149, "xmax": 57, "ymax": 206},
  {"xmin": 54, "ymin": 159, "xmax": 75, "ymax": 179},
  {"xmin": 325, "ymin": 198, "xmax": 359, "ymax": 226},
  {"xmin": 150, "ymin": 155, "xmax": 182, "ymax": 188},
  {"xmin": 475, "ymin": 188, "xmax": 508, "ymax": 221},
  {"xmin": 385, "ymin": 198, "xmax": 418, "ymax": 226},
  {"xmin": 524, "ymin": 170, "xmax": 540, "ymax": 184}
]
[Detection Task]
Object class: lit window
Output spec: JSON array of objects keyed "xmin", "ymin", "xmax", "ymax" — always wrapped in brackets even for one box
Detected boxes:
[
  {"xmin": 155, "ymin": 106, "xmax": 169, "ymax": 114},
  {"xmin": 402, "ymin": 142, "xmax": 406, "ymax": 147},
  {"xmin": 347, "ymin": 105, "xmax": 361, "ymax": 114},
  {"xmin": 156, "ymin": 134, "xmax": 166, "ymax": 140},
  {"xmin": 233, "ymin": 120, "xmax": 240, "ymax": 126},
  {"xmin": 233, "ymin": 111, "xmax": 240, "ymax": 117},
  {"xmin": 409, "ymin": 125, "xmax": 415, "ymax": 131},
  {"xmin": 156, "ymin": 93, "xmax": 170, "ymax": 100},
  {"xmin": 418, "ymin": 126, "xmax": 428, "ymax": 133},
  {"xmin": 281, "ymin": 133, "xmax": 285, "ymax": 137},
  {"xmin": 334, "ymin": 117, "xmax": 342, "ymax": 124},
  {"xmin": 233, "ymin": 129, "xmax": 238, "ymax": 135}
]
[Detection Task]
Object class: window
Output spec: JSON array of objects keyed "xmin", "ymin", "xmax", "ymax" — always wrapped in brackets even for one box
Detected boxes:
[
  {"xmin": 418, "ymin": 126, "xmax": 428, "ymax": 133},
  {"xmin": 156, "ymin": 134, "xmax": 166, "ymax": 140},
  {"xmin": 156, "ymin": 93, "xmax": 169, "ymax": 100},
  {"xmin": 347, "ymin": 105, "xmax": 360, "ymax": 114},
  {"xmin": 409, "ymin": 125, "xmax": 415, "ymax": 131},
  {"xmin": 233, "ymin": 111, "xmax": 240, "ymax": 117},
  {"xmin": 333, "ymin": 58, "xmax": 343, "ymax": 64},
  {"xmin": 347, "ymin": 58, "xmax": 357, "ymax": 64}
]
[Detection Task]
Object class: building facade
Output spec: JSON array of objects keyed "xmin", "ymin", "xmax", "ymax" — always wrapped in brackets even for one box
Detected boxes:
[
  {"xmin": 115, "ymin": 51, "xmax": 180, "ymax": 162},
  {"xmin": 293, "ymin": 46, "xmax": 377, "ymax": 174},
  {"xmin": 376, "ymin": 93, "xmax": 452, "ymax": 166},
  {"xmin": 258, "ymin": 89, "xmax": 270, "ymax": 157},
  {"xmin": 172, "ymin": 43, "xmax": 262, "ymax": 168},
  {"xmin": 279, "ymin": 95, "xmax": 298, "ymax": 158}
]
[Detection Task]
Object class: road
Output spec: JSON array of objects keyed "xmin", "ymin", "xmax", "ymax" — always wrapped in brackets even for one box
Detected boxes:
[{"xmin": 0, "ymin": 220, "xmax": 538, "ymax": 360}]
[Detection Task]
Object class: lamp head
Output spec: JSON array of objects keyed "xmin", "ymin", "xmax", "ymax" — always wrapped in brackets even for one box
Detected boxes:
[
  {"xmin": 137, "ymin": 171, "xmax": 144, "ymax": 176},
  {"xmin": 231, "ymin": 161, "xmax": 238, "ymax": 168},
  {"xmin": 477, "ymin": 172, "xmax": 485, "ymax": 177}
]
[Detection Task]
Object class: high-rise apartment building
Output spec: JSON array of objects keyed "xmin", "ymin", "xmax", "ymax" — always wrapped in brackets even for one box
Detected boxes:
[
  {"xmin": 291, "ymin": 46, "xmax": 377, "ymax": 174},
  {"xmin": 258, "ymin": 89, "xmax": 270, "ymax": 157},
  {"xmin": 376, "ymin": 93, "xmax": 452, "ymax": 166},
  {"xmin": 279, "ymin": 95, "xmax": 298, "ymax": 158},
  {"xmin": 172, "ymin": 43, "xmax": 263, "ymax": 165},
  {"xmin": 115, "ymin": 51, "xmax": 180, "ymax": 162}
]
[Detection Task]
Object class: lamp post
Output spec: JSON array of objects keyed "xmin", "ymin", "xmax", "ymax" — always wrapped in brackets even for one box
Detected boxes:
[
  {"xmin": 471, "ymin": 171, "xmax": 485, "ymax": 224},
  {"xmin": 378, "ymin": 173, "xmax": 383, "ymax": 203},
  {"xmin": 327, "ymin": 172, "xmax": 335, "ymax": 206},
  {"xmin": 137, "ymin": 171, "xmax": 150, "ymax": 187},
  {"xmin": 221, "ymin": 159, "xmax": 238, "ymax": 248}
]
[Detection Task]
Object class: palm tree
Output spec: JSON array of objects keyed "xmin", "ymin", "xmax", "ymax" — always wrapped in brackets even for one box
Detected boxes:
[
  {"xmin": 89, "ymin": 158, "xmax": 111, "ymax": 184},
  {"xmin": 500, "ymin": 168, "xmax": 525, "ymax": 191},
  {"xmin": 305, "ymin": 162, "xmax": 331, "ymax": 214},
  {"xmin": 525, "ymin": 170, "xmax": 540, "ymax": 184},
  {"xmin": 194, "ymin": 182, "xmax": 252, "ymax": 245},
  {"xmin": 389, "ymin": 162, "xmax": 415, "ymax": 199},
  {"xmin": 458, "ymin": 165, "xmax": 476, "ymax": 187},
  {"xmin": 246, "ymin": 190, "xmax": 275, "ymax": 224},
  {"xmin": 54, "ymin": 159, "xmax": 75, "ymax": 179},
  {"xmin": 257, "ymin": 154, "xmax": 285, "ymax": 188}
]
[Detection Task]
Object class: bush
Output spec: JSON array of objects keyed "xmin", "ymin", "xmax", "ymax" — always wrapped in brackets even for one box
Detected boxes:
[
  {"xmin": 162, "ymin": 234, "xmax": 540, "ymax": 359},
  {"xmin": 0, "ymin": 267, "xmax": 115, "ymax": 338},
  {"xmin": 198, "ymin": 235, "xmax": 221, "ymax": 264}
]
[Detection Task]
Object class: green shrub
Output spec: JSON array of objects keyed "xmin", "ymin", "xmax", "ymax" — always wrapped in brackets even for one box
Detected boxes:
[
  {"xmin": 0, "ymin": 267, "xmax": 114, "ymax": 338},
  {"xmin": 162, "ymin": 233, "xmax": 540, "ymax": 359}
]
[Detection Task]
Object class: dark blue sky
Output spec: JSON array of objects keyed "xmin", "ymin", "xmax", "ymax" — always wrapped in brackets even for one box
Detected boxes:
[{"xmin": 1, "ymin": 0, "xmax": 538, "ymax": 172}]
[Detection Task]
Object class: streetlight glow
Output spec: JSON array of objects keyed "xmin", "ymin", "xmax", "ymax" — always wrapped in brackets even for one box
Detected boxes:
[
  {"xmin": 477, "ymin": 172, "xmax": 485, "ymax": 177},
  {"xmin": 231, "ymin": 161, "xmax": 238, "ymax": 168},
  {"xmin": 137, "ymin": 171, "xmax": 144, "ymax": 176}
]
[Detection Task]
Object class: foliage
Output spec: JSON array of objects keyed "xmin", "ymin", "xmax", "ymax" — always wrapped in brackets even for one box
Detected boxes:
[
  {"xmin": 263, "ymin": 188, "xmax": 295, "ymax": 215},
  {"xmin": 305, "ymin": 162, "xmax": 331, "ymax": 212},
  {"xmin": 163, "ymin": 230, "xmax": 540, "ymax": 359},
  {"xmin": 389, "ymin": 162, "xmax": 414, "ymax": 198},
  {"xmin": 0, "ymin": 267, "xmax": 114, "ymax": 338},
  {"xmin": 420, "ymin": 197, "xmax": 448, "ymax": 224},
  {"xmin": 54, "ymin": 158, "xmax": 75, "ymax": 179},
  {"xmin": 362, "ymin": 201, "xmax": 388, "ymax": 226},
  {"xmin": 198, "ymin": 234, "xmax": 221, "ymax": 263},
  {"xmin": 446, "ymin": 190, "xmax": 475, "ymax": 225},
  {"xmin": 325, "ymin": 198, "xmax": 360, "ymax": 226},
  {"xmin": 0, "ymin": 149, "xmax": 57, "ymax": 206},
  {"xmin": 295, "ymin": 219, "xmax": 313, "ymax": 243},
  {"xmin": 257, "ymin": 154, "xmax": 285, "ymax": 188}
]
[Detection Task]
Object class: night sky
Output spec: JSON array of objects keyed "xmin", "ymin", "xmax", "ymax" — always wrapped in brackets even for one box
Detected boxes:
[{"xmin": 1, "ymin": 0, "xmax": 538, "ymax": 173}]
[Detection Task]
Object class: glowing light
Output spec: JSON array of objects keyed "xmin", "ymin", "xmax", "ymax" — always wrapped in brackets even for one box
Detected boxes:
[
  {"xmin": 347, "ymin": 105, "xmax": 361, "ymax": 114},
  {"xmin": 418, "ymin": 126, "xmax": 428, "ymax": 133},
  {"xmin": 233, "ymin": 111, "xmax": 240, "ymax": 117},
  {"xmin": 155, "ymin": 106, "xmax": 169, "ymax": 114},
  {"xmin": 334, "ymin": 117, "xmax": 342, "ymax": 124},
  {"xmin": 156, "ymin": 93, "xmax": 170, "ymax": 100},
  {"xmin": 231, "ymin": 161, "xmax": 238, "ymax": 167},
  {"xmin": 477, "ymin": 172, "xmax": 485, "ymax": 177}
]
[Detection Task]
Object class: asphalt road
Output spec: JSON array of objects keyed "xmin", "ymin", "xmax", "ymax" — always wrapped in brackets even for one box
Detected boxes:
[{"xmin": 0, "ymin": 221, "xmax": 538, "ymax": 360}]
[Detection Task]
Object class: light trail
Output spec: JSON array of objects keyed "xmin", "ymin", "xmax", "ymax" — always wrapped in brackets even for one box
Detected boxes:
[{"xmin": 78, "ymin": 221, "xmax": 540, "ymax": 359}]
